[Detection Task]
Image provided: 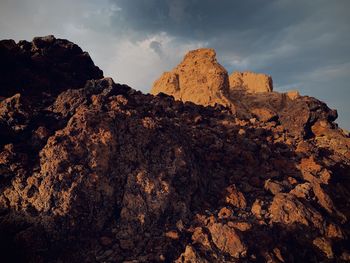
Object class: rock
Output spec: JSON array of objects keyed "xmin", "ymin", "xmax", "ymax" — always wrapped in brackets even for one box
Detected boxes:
[
  {"xmin": 175, "ymin": 245, "xmax": 208, "ymax": 263},
  {"xmin": 208, "ymin": 223, "xmax": 247, "ymax": 258},
  {"xmin": 152, "ymin": 48, "xmax": 341, "ymax": 138},
  {"xmin": 250, "ymin": 107, "xmax": 277, "ymax": 122},
  {"xmin": 313, "ymin": 237, "xmax": 333, "ymax": 259},
  {"xmin": 151, "ymin": 48, "xmax": 230, "ymax": 107},
  {"xmin": 326, "ymin": 223, "xmax": 344, "ymax": 239},
  {"xmin": 191, "ymin": 227, "xmax": 211, "ymax": 248},
  {"xmin": 269, "ymin": 193, "xmax": 323, "ymax": 229},
  {"xmin": 290, "ymin": 183, "xmax": 313, "ymax": 200},
  {"xmin": 251, "ymin": 199, "xmax": 263, "ymax": 219},
  {"xmin": 165, "ymin": 230, "xmax": 179, "ymax": 240},
  {"xmin": 228, "ymin": 221, "xmax": 252, "ymax": 232},
  {"xmin": 218, "ymin": 207, "xmax": 233, "ymax": 219},
  {"xmin": 229, "ymin": 71, "xmax": 273, "ymax": 93},
  {"xmin": 286, "ymin": 90, "xmax": 300, "ymax": 100},
  {"xmin": 264, "ymin": 179, "xmax": 285, "ymax": 195},
  {"xmin": 0, "ymin": 37, "xmax": 349, "ymax": 263},
  {"xmin": 0, "ymin": 35, "xmax": 103, "ymax": 99},
  {"xmin": 100, "ymin": 236, "xmax": 113, "ymax": 246},
  {"xmin": 224, "ymin": 185, "xmax": 247, "ymax": 209}
]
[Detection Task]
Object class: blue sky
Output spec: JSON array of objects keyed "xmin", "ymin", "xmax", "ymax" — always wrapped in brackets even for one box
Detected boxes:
[{"xmin": 1, "ymin": 0, "xmax": 349, "ymax": 129}]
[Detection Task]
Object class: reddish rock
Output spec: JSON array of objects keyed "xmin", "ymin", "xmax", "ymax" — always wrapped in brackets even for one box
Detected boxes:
[
  {"xmin": 313, "ymin": 237, "xmax": 334, "ymax": 259},
  {"xmin": 269, "ymin": 193, "xmax": 323, "ymax": 229},
  {"xmin": 264, "ymin": 179, "xmax": 285, "ymax": 195},
  {"xmin": 208, "ymin": 223, "xmax": 247, "ymax": 258},
  {"xmin": 0, "ymin": 38, "xmax": 349, "ymax": 263},
  {"xmin": 224, "ymin": 185, "xmax": 247, "ymax": 209},
  {"xmin": 191, "ymin": 227, "xmax": 211, "ymax": 248},
  {"xmin": 175, "ymin": 245, "xmax": 208, "ymax": 263}
]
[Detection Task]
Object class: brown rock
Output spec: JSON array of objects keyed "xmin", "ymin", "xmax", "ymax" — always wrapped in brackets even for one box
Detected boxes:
[
  {"xmin": 225, "ymin": 185, "xmax": 247, "ymax": 209},
  {"xmin": 0, "ymin": 35, "xmax": 103, "ymax": 99},
  {"xmin": 151, "ymin": 48, "xmax": 230, "ymax": 107},
  {"xmin": 326, "ymin": 223, "xmax": 344, "ymax": 239},
  {"xmin": 165, "ymin": 230, "xmax": 179, "ymax": 240},
  {"xmin": 100, "ymin": 236, "xmax": 113, "ymax": 246},
  {"xmin": 269, "ymin": 193, "xmax": 323, "ymax": 229},
  {"xmin": 251, "ymin": 107, "xmax": 277, "ymax": 122},
  {"xmin": 151, "ymin": 48, "xmax": 340, "ymax": 139},
  {"xmin": 0, "ymin": 38, "xmax": 349, "ymax": 263},
  {"xmin": 251, "ymin": 199, "xmax": 263, "ymax": 219},
  {"xmin": 228, "ymin": 221, "xmax": 252, "ymax": 232},
  {"xmin": 208, "ymin": 223, "xmax": 247, "ymax": 258},
  {"xmin": 290, "ymin": 183, "xmax": 313, "ymax": 199},
  {"xmin": 192, "ymin": 227, "xmax": 211, "ymax": 248},
  {"xmin": 218, "ymin": 207, "xmax": 233, "ymax": 219},
  {"xmin": 313, "ymin": 237, "xmax": 333, "ymax": 259},
  {"xmin": 285, "ymin": 90, "xmax": 300, "ymax": 100},
  {"xmin": 264, "ymin": 179, "xmax": 285, "ymax": 195},
  {"xmin": 175, "ymin": 245, "xmax": 208, "ymax": 263},
  {"xmin": 229, "ymin": 71, "xmax": 273, "ymax": 93}
]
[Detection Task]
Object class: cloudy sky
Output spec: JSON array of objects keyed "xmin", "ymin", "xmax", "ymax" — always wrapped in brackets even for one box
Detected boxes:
[{"xmin": 1, "ymin": 0, "xmax": 349, "ymax": 129}]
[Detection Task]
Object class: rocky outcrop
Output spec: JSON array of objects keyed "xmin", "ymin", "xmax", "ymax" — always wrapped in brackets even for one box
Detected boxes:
[
  {"xmin": 0, "ymin": 35, "xmax": 103, "ymax": 99},
  {"xmin": 0, "ymin": 37, "xmax": 350, "ymax": 263},
  {"xmin": 152, "ymin": 48, "xmax": 340, "ymax": 139},
  {"xmin": 151, "ymin": 48, "xmax": 231, "ymax": 107},
  {"xmin": 229, "ymin": 71, "xmax": 273, "ymax": 93}
]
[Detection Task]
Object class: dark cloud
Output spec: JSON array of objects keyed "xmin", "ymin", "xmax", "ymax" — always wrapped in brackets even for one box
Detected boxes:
[
  {"xmin": 110, "ymin": 0, "xmax": 309, "ymax": 39},
  {"xmin": 149, "ymin": 40, "xmax": 163, "ymax": 57},
  {"xmin": 108, "ymin": 0, "xmax": 350, "ymax": 128}
]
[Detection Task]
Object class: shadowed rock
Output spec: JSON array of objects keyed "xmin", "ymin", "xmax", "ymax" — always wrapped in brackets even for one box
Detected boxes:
[{"xmin": 0, "ymin": 38, "xmax": 349, "ymax": 263}]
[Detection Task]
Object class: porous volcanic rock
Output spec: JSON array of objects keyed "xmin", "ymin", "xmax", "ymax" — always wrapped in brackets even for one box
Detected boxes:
[
  {"xmin": 0, "ymin": 35, "xmax": 103, "ymax": 99},
  {"xmin": 0, "ymin": 37, "xmax": 349, "ymax": 263}
]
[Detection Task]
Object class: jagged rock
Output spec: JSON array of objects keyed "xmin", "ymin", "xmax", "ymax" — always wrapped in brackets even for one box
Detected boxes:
[
  {"xmin": 175, "ymin": 245, "xmax": 208, "ymax": 263},
  {"xmin": 269, "ymin": 193, "xmax": 323, "ymax": 229},
  {"xmin": 208, "ymin": 222, "xmax": 247, "ymax": 258},
  {"xmin": 152, "ymin": 48, "xmax": 340, "ymax": 138},
  {"xmin": 229, "ymin": 71, "xmax": 273, "ymax": 93},
  {"xmin": 0, "ymin": 38, "xmax": 349, "ymax": 263},
  {"xmin": 151, "ymin": 48, "xmax": 230, "ymax": 107},
  {"xmin": 0, "ymin": 35, "xmax": 103, "ymax": 99}
]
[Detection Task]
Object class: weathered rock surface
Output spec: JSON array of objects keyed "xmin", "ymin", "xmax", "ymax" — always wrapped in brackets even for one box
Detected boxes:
[
  {"xmin": 229, "ymin": 71, "xmax": 273, "ymax": 93},
  {"xmin": 152, "ymin": 49, "xmax": 339, "ymax": 139},
  {"xmin": 0, "ymin": 35, "xmax": 103, "ymax": 99},
  {"xmin": 151, "ymin": 48, "xmax": 231, "ymax": 107},
  {"xmin": 0, "ymin": 37, "xmax": 349, "ymax": 263}
]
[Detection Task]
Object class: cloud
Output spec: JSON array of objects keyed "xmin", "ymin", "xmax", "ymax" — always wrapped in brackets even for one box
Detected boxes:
[{"xmin": 149, "ymin": 41, "xmax": 163, "ymax": 57}]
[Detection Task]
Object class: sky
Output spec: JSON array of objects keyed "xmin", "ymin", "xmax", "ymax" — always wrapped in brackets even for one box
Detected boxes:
[{"xmin": 1, "ymin": 0, "xmax": 349, "ymax": 129}]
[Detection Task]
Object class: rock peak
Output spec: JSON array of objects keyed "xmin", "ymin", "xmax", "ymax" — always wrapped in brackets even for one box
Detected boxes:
[
  {"xmin": 152, "ymin": 48, "xmax": 339, "ymax": 138},
  {"xmin": 151, "ymin": 48, "xmax": 229, "ymax": 106},
  {"xmin": 183, "ymin": 48, "xmax": 217, "ymax": 60}
]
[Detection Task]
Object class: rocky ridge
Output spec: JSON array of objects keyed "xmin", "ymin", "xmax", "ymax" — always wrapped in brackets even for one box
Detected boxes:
[
  {"xmin": 151, "ymin": 49, "xmax": 341, "ymax": 139},
  {"xmin": 0, "ymin": 37, "xmax": 349, "ymax": 262}
]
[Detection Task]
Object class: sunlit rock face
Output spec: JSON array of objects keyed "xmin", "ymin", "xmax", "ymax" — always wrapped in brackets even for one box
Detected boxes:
[
  {"xmin": 0, "ymin": 37, "xmax": 349, "ymax": 262},
  {"xmin": 229, "ymin": 71, "xmax": 273, "ymax": 93},
  {"xmin": 151, "ymin": 48, "xmax": 231, "ymax": 107},
  {"xmin": 152, "ymin": 48, "xmax": 339, "ymax": 139}
]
